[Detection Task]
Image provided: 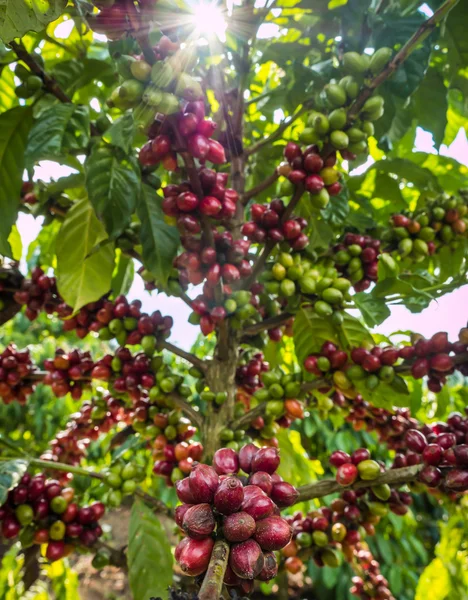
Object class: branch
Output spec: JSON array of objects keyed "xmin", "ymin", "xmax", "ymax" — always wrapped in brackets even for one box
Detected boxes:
[
  {"xmin": 9, "ymin": 41, "xmax": 99, "ymax": 135},
  {"xmin": 159, "ymin": 340, "xmax": 207, "ymax": 372},
  {"xmin": 169, "ymin": 394, "xmax": 203, "ymax": 430},
  {"xmin": 135, "ymin": 488, "xmax": 173, "ymax": 516},
  {"xmin": 230, "ymin": 402, "xmax": 268, "ymax": 430},
  {"xmin": 27, "ymin": 458, "xmax": 104, "ymax": 479},
  {"xmin": 242, "ymin": 169, "xmax": 280, "ymax": 204},
  {"xmin": 296, "ymin": 465, "xmax": 423, "ymax": 502},
  {"xmin": 241, "ymin": 312, "xmax": 293, "ymax": 336},
  {"xmin": 347, "ymin": 0, "xmax": 460, "ymax": 120},
  {"xmin": 244, "ymin": 104, "xmax": 309, "ymax": 157},
  {"xmin": 198, "ymin": 540, "xmax": 230, "ymax": 600}
]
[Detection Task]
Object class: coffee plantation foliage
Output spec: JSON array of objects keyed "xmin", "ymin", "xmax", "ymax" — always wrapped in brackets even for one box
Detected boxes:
[{"xmin": 0, "ymin": 0, "xmax": 468, "ymax": 598}]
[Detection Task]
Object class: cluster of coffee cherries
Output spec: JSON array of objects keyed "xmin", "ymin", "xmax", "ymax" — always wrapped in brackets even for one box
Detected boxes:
[
  {"xmin": 42, "ymin": 395, "xmax": 130, "ymax": 465},
  {"xmin": 90, "ymin": 0, "xmax": 156, "ymax": 41},
  {"xmin": 153, "ymin": 425, "xmax": 203, "ymax": 486},
  {"xmin": 20, "ymin": 181, "xmax": 38, "ymax": 205},
  {"xmin": 385, "ymin": 193, "xmax": 468, "ymax": 263},
  {"xmin": 330, "ymin": 448, "xmax": 383, "ymax": 487},
  {"xmin": 404, "ymin": 428, "xmax": 468, "ymax": 492},
  {"xmin": 99, "ymin": 461, "xmax": 146, "ymax": 507},
  {"xmin": 262, "ymin": 252, "xmax": 351, "ymax": 315},
  {"xmin": 332, "ymin": 233, "xmax": 381, "ymax": 292},
  {"xmin": 141, "ymin": 106, "xmax": 225, "ymax": 171},
  {"xmin": 0, "ymin": 473, "xmax": 105, "ymax": 561},
  {"xmin": 350, "ymin": 544, "xmax": 396, "ymax": 600},
  {"xmin": 43, "ymin": 349, "xmax": 94, "ymax": 400},
  {"xmin": 299, "ymin": 48, "xmax": 391, "ymax": 160},
  {"xmin": 12, "ymin": 267, "xmax": 59, "ymax": 321},
  {"xmin": 236, "ymin": 351, "xmax": 270, "ymax": 393},
  {"xmin": 249, "ymin": 370, "xmax": 305, "ymax": 438},
  {"xmin": 174, "ymin": 446, "xmax": 298, "ymax": 594},
  {"xmin": 241, "ymin": 198, "xmax": 309, "ymax": 250},
  {"xmin": 0, "ymin": 344, "xmax": 35, "ymax": 404}
]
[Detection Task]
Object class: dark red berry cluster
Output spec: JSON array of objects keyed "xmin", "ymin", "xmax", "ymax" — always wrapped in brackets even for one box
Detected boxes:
[
  {"xmin": 20, "ymin": 181, "xmax": 38, "ymax": 205},
  {"xmin": 0, "ymin": 473, "xmax": 104, "ymax": 562},
  {"xmin": 332, "ymin": 232, "xmax": 381, "ymax": 292},
  {"xmin": 350, "ymin": 544, "xmax": 396, "ymax": 600},
  {"xmin": 0, "ymin": 344, "xmax": 35, "ymax": 404},
  {"xmin": 13, "ymin": 267, "xmax": 59, "ymax": 321},
  {"xmin": 282, "ymin": 142, "xmax": 342, "ymax": 208},
  {"xmin": 241, "ymin": 199, "xmax": 309, "ymax": 250},
  {"xmin": 42, "ymin": 395, "xmax": 130, "ymax": 466},
  {"xmin": 43, "ymin": 349, "xmax": 94, "ymax": 400},
  {"xmin": 140, "ymin": 102, "xmax": 225, "ymax": 169},
  {"xmin": 236, "ymin": 351, "xmax": 270, "ymax": 393},
  {"xmin": 174, "ymin": 445, "xmax": 298, "ymax": 593},
  {"xmin": 90, "ymin": 0, "xmax": 157, "ymax": 41}
]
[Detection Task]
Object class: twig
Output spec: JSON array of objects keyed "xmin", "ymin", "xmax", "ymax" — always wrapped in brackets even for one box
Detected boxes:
[
  {"xmin": 230, "ymin": 402, "xmax": 268, "ymax": 430},
  {"xmin": 242, "ymin": 169, "xmax": 280, "ymax": 204},
  {"xmin": 198, "ymin": 540, "xmax": 230, "ymax": 600},
  {"xmin": 27, "ymin": 458, "xmax": 104, "ymax": 479},
  {"xmin": 296, "ymin": 465, "xmax": 423, "ymax": 502},
  {"xmin": 160, "ymin": 340, "xmax": 207, "ymax": 372},
  {"xmin": 244, "ymin": 104, "xmax": 310, "ymax": 157},
  {"xmin": 169, "ymin": 394, "xmax": 203, "ymax": 430},
  {"xmin": 135, "ymin": 488, "xmax": 172, "ymax": 516},
  {"xmin": 347, "ymin": 0, "xmax": 460, "ymax": 120},
  {"xmin": 241, "ymin": 312, "xmax": 293, "ymax": 336},
  {"xmin": 9, "ymin": 40, "xmax": 99, "ymax": 135}
]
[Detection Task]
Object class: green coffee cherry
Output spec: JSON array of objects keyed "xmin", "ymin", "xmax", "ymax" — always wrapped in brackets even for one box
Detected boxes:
[
  {"xmin": 342, "ymin": 52, "xmax": 369, "ymax": 76},
  {"xmin": 369, "ymin": 47, "xmax": 392, "ymax": 75},
  {"xmin": 325, "ymin": 83, "xmax": 347, "ymax": 108},
  {"xmin": 330, "ymin": 130, "xmax": 349, "ymax": 150},
  {"xmin": 329, "ymin": 108, "xmax": 347, "ymax": 130},
  {"xmin": 130, "ymin": 60, "xmax": 152, "ymax": 82}
]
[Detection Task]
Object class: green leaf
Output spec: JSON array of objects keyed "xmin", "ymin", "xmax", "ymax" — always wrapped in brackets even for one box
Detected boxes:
[
  {"xmin": 0, "ymin": 0, "xmax": 67, "ymax": 42},
  {"xmin": 338, "ymin": 312, "xmax": 374, "ymax": 350},
  {"xmin": 413, "ymin": 68, "xmax": 448, "ymax": 150},
  {"xmin": 293, "ymin": 306, "xmax": 339, "ymax": 366},
  {"xmin": 26, "ymin": 104, "xmax": 90, "ymax": 164},
  {"xmin": 276, "ymin": 429, "xmax": 320, "ymax": 487},
  {"xmin": 128, "ymin": 499, "xmax": 173, "ymax": 600},
  {"xmin": 416, "ymin": 558, "xmax": 450, "ymax": 600},
  {"xmin": 137, "ymin": 184, "xmax": 180, "ymax": 286},
  {"xmin": 0, "ymin": 65, "xmax": 18, "ymax": 113},
  {"xmin": 7, "ymin": 225, "xmax": 22, "ymax": 261},
  {"xmin": 321, "ymin": 187, "xmax": 350, "ymax": 226},
  {"xmin": 103, "ymin": 113, "xmax": 136, "ymax": 153},
  {"xmin": 0, "ymin": 106, "xmax": 33, "ymax": 257},
  {"xmin": 111, "ymin": 249, "xmax": 134, "ymax": 297},
  {"xmin": 56, "ymin": 197, "xmax": 115, "ymax": 312},
  {"xmin": 86, "ymin": 144, "xmax": 140, "ymax": 238},
  {"xmin": 0, "ymin": 459, "xmax": 29, "ymax": 504},
  {"xmin": 353, "ymin": 293, "xmax": 390, "ymax": 328}
]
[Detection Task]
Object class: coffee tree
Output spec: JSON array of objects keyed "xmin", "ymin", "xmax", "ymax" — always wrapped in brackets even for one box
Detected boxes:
[{"xmin": 0, "ymin": 0, "xmax": 468, "ymax": 597}]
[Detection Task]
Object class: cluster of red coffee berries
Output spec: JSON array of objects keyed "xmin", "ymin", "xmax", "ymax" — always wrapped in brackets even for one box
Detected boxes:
[
  {"xmin": 241, "ymin": 198, "xmax": 309, "ymax": 250},
  {"xmin": 43, "ymin": 349, "xmax": 94, "ymax": 400},
  {"xmin": 404, "ymin": 428, "xmax": 468, "ymax": 492},
  {"xmin": 0, "ymin": 344, "xmax": 35, "ymax": 404},
  {"xmin": 282, "ymin": 142, "xmax": 341, "ymax": 209},
  {"xmin": 333, "ymin": 233, "xmax": 381, "ymax": 292},
  {"xmin": 350, "ymin": 544, "xmax": 396, "ymax": 600},
  {"xmin": 236, "ymin": 352, "xmax": 270, "ymax": 393},
  {"xmin": 20, "ymin": 181, "xmax": 38, "ymax": 205},
  {"xmin": 330, "ymin": 448, "xmax": 383, "ymax": 487},
  {"xmin": 174, "ymin": 445, "xmax": 298, "ymax": 593},
  {"xmin": 0, "ymin": 473, "xmax": 104, "ymax": 561},
  {"xmin": 13, "ymin": 267, "xmax": 58, "ymax": 321},
  {"xmin": 153, "ymin": 427, "xmax": 203, "ymax": 486},
  {"xmin": 140, "ymin": 104, "xmax": 225, "ymax": 170},
  {"xmin": 90, "ymin": 0, "xmax": 156, "ymax": 40},
  {"xmin": 42, "ymin": 395, "xmax": 130, "ymax": 466}
]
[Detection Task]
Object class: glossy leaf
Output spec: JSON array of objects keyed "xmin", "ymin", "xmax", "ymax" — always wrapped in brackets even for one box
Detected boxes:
[
  {"xmin": 128, "ymin": 499, "xmax": 173, "ymax": 600},
  {"xmin": 0, "ymin": 0, "xmax": 67, "ymax": 42},
  {"xmin": 56, "ymin": 197, "xmax": 114, "ymax": 312}
]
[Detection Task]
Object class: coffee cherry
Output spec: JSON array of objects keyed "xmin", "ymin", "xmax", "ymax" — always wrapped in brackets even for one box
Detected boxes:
[
  {"xmin": 270, "ymin": 482, "xmax": 299, "ymax": 507},
  {"xmin": 212, "ymin": 448, "xmax": 239, "ymax": 475},
  {"xmin": 336, "ymin": 463, "xmax": 358, "ymax": 486},
  {"xmin": 177, "ymin": 537, "xmax": 214, "ymax": 576},
  {"xmin": 214, "ymin": 477, "xmax": 244, "ymax": 515},
  {"xmin": 405, "ymin": 429, "xmax": 427, "ymax": 453},
  {"xmin": 223, "ymin": 511, "xmax": 256, "ymax": 542},
  {"xmin": 229, "ymin": 539, "xmax": 264, "ymax": 579},
  {"xmin": 182, "ymin": 504, "xmax": 215, "ymax": 539},
  {"xmin": 251, "ymin": 447, "xmax": 280, "ymax": 474}
]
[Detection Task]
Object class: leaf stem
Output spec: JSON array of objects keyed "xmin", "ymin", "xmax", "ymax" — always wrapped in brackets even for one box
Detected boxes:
[
  {"xmin": 242, "ymin": 169, "xmax": 280, "ymax": 204},
  {"xmin": 159, "ymin": 340, "xmax": 207, "ymax": 373}
]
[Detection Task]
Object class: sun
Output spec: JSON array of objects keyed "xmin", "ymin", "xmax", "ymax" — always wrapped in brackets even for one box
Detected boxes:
[{"xmin": 191, "ymin": 1, "xmax": 227, "ymax": 41}]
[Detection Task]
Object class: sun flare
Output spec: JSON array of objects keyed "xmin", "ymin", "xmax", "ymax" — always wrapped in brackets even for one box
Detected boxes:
[{"xmin": 191, "ymin": 1, "xmax": 227, "ymax": 41}]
